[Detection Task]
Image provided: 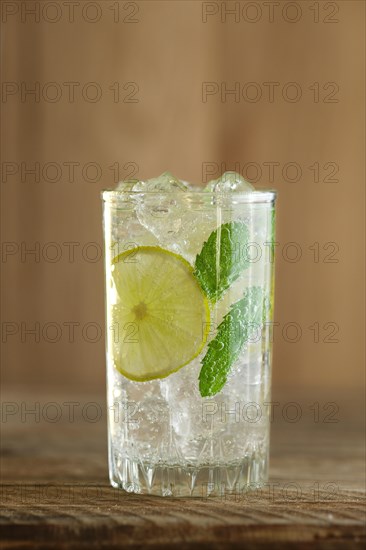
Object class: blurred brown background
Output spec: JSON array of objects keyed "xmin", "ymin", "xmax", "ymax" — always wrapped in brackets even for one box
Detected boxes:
[{"xmin": 1, "ymin": 0, "xmax": 364, "ymax": 402}]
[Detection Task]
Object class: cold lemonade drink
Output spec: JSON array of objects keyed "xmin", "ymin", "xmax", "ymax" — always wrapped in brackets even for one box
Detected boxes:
[{"xmin": 102, "ymin": 172, "xmax": 277, "ymax": 497}]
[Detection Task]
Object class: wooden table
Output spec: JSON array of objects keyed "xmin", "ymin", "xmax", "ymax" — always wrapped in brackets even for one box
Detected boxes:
[{"xmin": 1, "ymin": 391, "xmax": 365, "ymax": 549}]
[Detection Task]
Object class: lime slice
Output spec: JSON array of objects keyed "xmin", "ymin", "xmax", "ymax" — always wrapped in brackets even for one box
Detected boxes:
[{"xmin": 111, "ymin": 246, "xmax": 210, "ymax": 381}]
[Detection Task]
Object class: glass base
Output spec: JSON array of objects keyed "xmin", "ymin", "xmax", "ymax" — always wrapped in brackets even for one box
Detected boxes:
[{"xmin": 109, "ymin": 454, "xmax": 268, "ymax": 497}]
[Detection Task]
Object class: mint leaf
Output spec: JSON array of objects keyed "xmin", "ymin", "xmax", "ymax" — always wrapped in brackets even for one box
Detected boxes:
[
  {"xmin": 199, "ymin": 287, "xmax": 264, "ymax": 397},
  {"xmin": 194, "ymin": 222, "xmax": 250, "ymax": 302}
]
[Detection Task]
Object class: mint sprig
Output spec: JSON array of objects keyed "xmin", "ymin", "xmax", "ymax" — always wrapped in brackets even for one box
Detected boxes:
[
  {"xmin": 199, "ymin": 287, "xmax": 264, "ymax": 397},
  {"xmin": 194, "ymin": 222, "xmax": 249, "ymax": 303}
]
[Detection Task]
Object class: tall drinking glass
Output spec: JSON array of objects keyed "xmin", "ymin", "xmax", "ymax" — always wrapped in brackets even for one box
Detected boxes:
[{"xmin": 102, "ymin": 182, "xmax": 277, "ymax": 497}]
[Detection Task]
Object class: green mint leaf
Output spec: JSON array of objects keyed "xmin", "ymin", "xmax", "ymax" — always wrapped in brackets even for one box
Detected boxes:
[
  {"xmin": 199, "ymin": 287, "xmax": 264, "ymax": 397},
  {"xmin": 194, "ymin": 222, "xmax": 250, "ymax": 302}
]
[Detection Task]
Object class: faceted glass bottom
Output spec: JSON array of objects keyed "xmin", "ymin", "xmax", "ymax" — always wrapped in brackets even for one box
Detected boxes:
[{"xmin": 109, "ymin": 453, "xmax": 268, "ymax": 497}]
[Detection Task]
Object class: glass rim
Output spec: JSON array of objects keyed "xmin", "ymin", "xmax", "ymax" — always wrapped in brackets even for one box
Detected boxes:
[{"xmin": 102, "ymin": 188, "xmax": 277, "ymax": 204}]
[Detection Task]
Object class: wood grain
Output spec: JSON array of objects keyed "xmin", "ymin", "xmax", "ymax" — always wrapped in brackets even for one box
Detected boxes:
[{"xmin": 1, "ymin": 392, "xmax": 365, "ymax": 549}]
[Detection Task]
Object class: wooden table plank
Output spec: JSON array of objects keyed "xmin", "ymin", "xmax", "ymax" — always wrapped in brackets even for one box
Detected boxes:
[{"xmin": 1, "ymin": 391, "xmax": 365, "ymax": 549}]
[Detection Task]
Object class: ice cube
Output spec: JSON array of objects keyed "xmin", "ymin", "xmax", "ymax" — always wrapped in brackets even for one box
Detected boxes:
[
  {"xmin": 159, "ymin": 361, "xmax": 213, "ymax": 461},
  {"xmin": 135, "ymin": 172, "xmax": 187, "ymax": 248},
  {"xmin": 205, "ymin": 171, "xmax": 255, "ymax": 193},
  {"xmin": 179, "ymin": 210, "xmax": 218, "ymax": 260},
  {"xmin": 116, "ymin": 179, "xmax": 140, "ymax": 192},
  {"xmin": 134, "ymin": 171, "xmax": 187, "ymax": 192}
]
